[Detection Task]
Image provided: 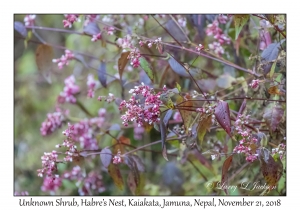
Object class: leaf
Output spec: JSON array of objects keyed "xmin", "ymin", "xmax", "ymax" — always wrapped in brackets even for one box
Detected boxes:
[
  {"xmin": 139, "ymin": 57, "xmax": 154, "ymax": 83},
  {"xmin": 130, "ymin": 155, "xmax": 145, "ymax": 172},
  {"xmin": 216, "ymin": 74, "xmax": 236, "ymax": 89},
  {"xmin": 35, "ymin": 44, "xmax": 54, "ymax": 83},
  {"xmin": 160, "ymin": 92, "xmax": 175, "ymax": 109},
  {"xmin": 261, "ymin": 41, "xmax": 285, "ymax": 75},
  {"xmin": 160, "ymin": 118, "xmax": 168, "ymax": 161},
  {"xmin": 165, "ymin": 19, "xmax": 188, "ymax": 42},
  {"xmin": 268, "ymin": 86, "xmax": 282, "ymax": 95},
  {"xmin": 215, "ymin": 101, "xmax": 231, "ymax": 136},
  {"xmin": 108, "ymin": 163, "xmax": 124, "ymax": 191},
  {"xmin": 258, "ymin": 148, "xmax": 283, "ymax": 190},
  {"xmin": 100, "ymin": 147, "xmax": 112, "ymax": 168},
  {"xmin": 175, "ymin": 82, "xmax": 182, "ymax": 92},
  {"xmin": 269, "ymin": 61, "xmax": 276, "ymax": 78},
  {"xmin": 221, "ymin": 155, "xmax": 233, "ymax": 195},
  {"xmin": 127, "ymin": 171, "xmax": 145, "ymax": 195},
  {"xmin": 108, "ymin": 124, "xmax": 121, "ymax": 131},
  {"xmin": 124, "ymin": 155, "xmax": 140, "ymax": 187},
  {"xmin": 197, "ymin": 114, "xmax": 213, "ymax": 144},
  {"xmin": 263, "ymin": 103, "xmax": 284, "ymax": 131},
  {"xmin": 168, "ymin": 56, "xmax": 190, "ymax": 77},
  {"xmin": 97, "ymin": 62, "xmax": 107, "ymax": 88},
  {"xmin": 118, "ymin": 51, "xmax": 130, "ymax": 80},
  {"xmin": 163, "ymin": 109, "xmax": 173, "ymax": 126},
  {"xmin": 14, "ymin": 21, "xmax": 27, "ymax": 38},
  {"xmin": 114, "ymin": 136, "xmax": 131, "ymax": 154},
  {"xmin": 177, "ymin": 94, "xmax": 195, "ymax": 134},
  {"xmin": 83, "ymin": 22, "xmax": 100, "ymax": 35},
  {"xmin": 234, "ymin": 15, "xmax": 250, "ymax": 40}
]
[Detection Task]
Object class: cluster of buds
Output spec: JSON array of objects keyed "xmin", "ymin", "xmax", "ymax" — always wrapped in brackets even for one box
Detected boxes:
[
  {"xmin": 97, "ymin": 93, "xmax": 115, "ymax": 103},
  {"xmin": 196, "ymin": 44, "xmax": 204, "ymax": 52},
  {"xmin": 91, "ymin": 33, "xmax": 102, "ymax": 42},
  {"xmin": 87, "ymin": 74, "xmax": 100, "ymax": 98},
  {"xmin": 139, "ymin": 37, "xmax": 163, "ymax": 54},
  {"xmin": 37, "ymin": 150, "xmax": 59, "ymax": 179},
  {"xmin": 117, "ymin": 34, "xmax": 134, "ymax": 49},
  {"xmin": 119, "ymin": 83, "xmax": 162, "ymax": 127},
  {"xmin": 52, "ymin": 49, "xmax": 75, "ymax": 70},
  {"xmin": 103, "ymin": 26, "xmax": 115, "ymax": 35},
  {"xmin": 24, "ymin": 14, "xmax": 36, "ymax": 27},
  {"xmin": 206, "ymin": 16, "xmax": 231, "ymax": 56},
  {"xmin": 249, "ymin": 79, "xmax": 260, "ymax": 89},
  {"xmin": 128, "ymin": 49, "xmax": 141, "ymax": 68},
  {"xmin": 233, "ymin": 114, "xmax": 260, "ymax": 162},
  {"xmin": 40, "ymin": 111, "xmax": 65, "ymax": 136},
  {"xmin": 63, "ymin": 14, "xmax": 80, "ymax": 28},
  {"xmin": 112, "ymin": 150, "xmax": 122, "ymax": 164},
  {"xmin": 57, "ymin": 75, "xmax": 80, "ymax": 104}
]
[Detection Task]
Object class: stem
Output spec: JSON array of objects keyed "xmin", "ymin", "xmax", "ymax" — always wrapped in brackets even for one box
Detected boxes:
[
  {"xmin": 76, "ymin": 100, "xmax": 93, "ymax": 117},
  {"xmin": 122, "ymin": 137, "xmax": 184, "ymax": 156},
  {"xmin": 188, "ymin": 158, "xmax": 208, "ymax": 181},
  {"xmin": 224, "ymin": 97, "xmax": 286, "ymax": 103}
]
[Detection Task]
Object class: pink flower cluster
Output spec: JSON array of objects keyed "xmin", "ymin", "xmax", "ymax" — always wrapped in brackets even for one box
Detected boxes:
[
  {"xmin": 40, "ymin": 110, "xmax": 65, "ymax": 136},
  {"xmin": 128, "ymin": 50, "xmax": 141, "ymax": 68},
  {"xmin": 24, "ymin": 15, "xmax": 36, "ymax": 26},
  {"xmin": 249, "ymin": 79, "xmax": 260, "ymax": 89},
  {"xmin": 98, "ymin": 93, "xmax": 115, "ymax": 103},
  {"xmin": 52, "ymin": 49, "xmax": 75, "ymax": 70},
  {"xmin": 117, "ymin": 35, "xmax": 134, "ymax": 49},
  {"xmin": 91, "ymin": 33, "xmax": 102, "ymax": 42},
  {"xmin": 78, "ymin": 171, "xmax": 106, "ymax": 196},
  {"xmin": 57, "ymin": 75, "xmax": 80, "ymax": 104},
  {"xmin": 14, "ymin": 191, "xmax": 29, "ymax": 196},
  {"xmin": 87, "ymin": 74, "xmax": 100, "ymax": 98},
  {"xmin": 63, "ymin": 14, "xmax": 80, "ymax": 28},
  {"xmin": 233, "ymin": 114, "xmax": 259, "ymax": 162},
  {"xmin": 112, "ymin": 150, "xmax": 122, "ymax": 164},
  {"xmin": 63, "ymin": 166, "xmax": 106, "ymax": 195},
  {"xmin": 41, "ymin": 176, "xmax": 62, "ymax": 193},
  {"xmin": 103, "ymin": 26, "xmax": 115, "ymax": 35},
  {"xmin": 206, "ymin": 16, "xmax": 230, "ymax": 56},
  {"xmin": 37, "ymin": 150, "xmax": 59, "ymax": 179},
  {"xmin": 119, "ymin": 83, "xmax": 162, "ymax": 127}
]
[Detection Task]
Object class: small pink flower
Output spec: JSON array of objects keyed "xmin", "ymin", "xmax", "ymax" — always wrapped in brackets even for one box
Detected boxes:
[
  {"xmin": 249, "ymin": 79, "xmax": 260, "ymax": 89},
  {"xmin": 24, "ymin": 15, "xmax": 36, "ymax": 26},
  {"xmin": 52, "ymin": 50, "xmax": 74, "ymax": 70}
]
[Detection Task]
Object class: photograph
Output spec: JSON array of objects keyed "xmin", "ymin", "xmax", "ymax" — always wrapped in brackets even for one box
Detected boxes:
[{"xmin": 14, "ymin": 14, "xmax": 286, "ymax": 197}]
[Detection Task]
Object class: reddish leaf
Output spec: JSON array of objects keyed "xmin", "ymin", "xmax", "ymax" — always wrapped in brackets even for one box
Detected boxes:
[
  {"xmin": 14, "ymin": 21, "xmax": 27, "ymax": 38},
  {"xmin": 263, "ymin": 104, "xmax": 284, "ymax": 131},
  {"xmin": 127, "ymin": 171, "xmax": 145, "ymax": 195},
  {"xmin": 124, "ymin": 155, "xmax": 140, "ymax": 187},
  {"xmin": 118, "ymin": 51, "xmax": 130, "ymax": 80},
  {"xmin": 259, "ymin": 148, "xmax": 283, "ymax": 190},
  {"xmin": 261, "ymin": 41, "xmax": 285, "ymax": 75},
  {"xmin": 197, "ymin": 114, "xmax": 213, "ymax": 144},
  {"xmin": 130, "ymin": 155, "xmax": 145, "ymax": 172},
  {"xmin": 221, "ymin": 155, "xmax": 233, "ymax": 195},
  {"xmin": 100, "ymin": 147, "xmax": 112, "ymax": 168},
  {"xmin": 108, "ymin": 163, "xmax": 124, "ymax": 191},
  {"xmin": 97, "ymin": 62, "xmax": 107, "ymax": 88},
  {"xmin": 114, "ymin": 136, "xmax": 131, "ymax": 154},
  {"xmin": 214, "ymin": 100, "xmax": 231, "ymax": 136}
]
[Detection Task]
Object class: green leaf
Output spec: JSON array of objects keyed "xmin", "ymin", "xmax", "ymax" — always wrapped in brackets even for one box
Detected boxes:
[
  {"xmin": 269, "ymin": 61, "xmax": 276, "ymax": 78},
  {"xmin": 234, "ymin": 15, "xmax": 250, "ymax": 40},
  {"xmin": 175, "ymin": 82, "xmax": 182, "ymax": 92},
  {"xmin": 108, "ymin": 163, "xmax": 124, "ymax": 191},
  {"xmin": 139, "ymin": 57, "xmax": 154, "ymax": 82}
]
